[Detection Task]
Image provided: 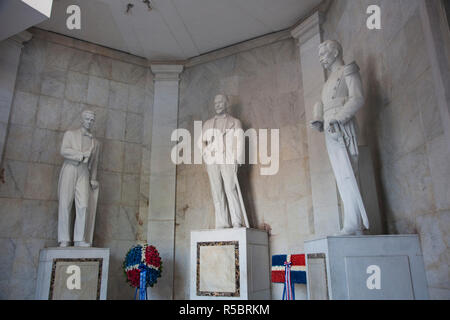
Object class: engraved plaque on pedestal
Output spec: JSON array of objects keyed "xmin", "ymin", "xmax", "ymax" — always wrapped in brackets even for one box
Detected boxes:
[
  {"xmin": 190, "ymin": 228, "xmax": 270, "ymax": 300},
  {"xmin": 36, "ymin": 247, "xmax": 110, "ymax": 300},
  {"xmin": 197, "ymin": 241, "xmax": 240, "ymax": 297},
  {"xmin": 50, "ymin": 258, "xmax": 103, "ymax": 300}
]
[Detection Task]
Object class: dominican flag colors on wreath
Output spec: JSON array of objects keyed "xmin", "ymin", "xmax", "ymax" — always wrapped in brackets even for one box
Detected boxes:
[{"xmin": 271, "ymin": 254, "xmax": 307, "ymax": 284}]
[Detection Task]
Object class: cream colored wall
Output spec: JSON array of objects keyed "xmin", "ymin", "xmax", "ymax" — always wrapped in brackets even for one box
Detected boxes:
[
  {"xmin": 174, "ymin": 38, "xmax": 313, "ymax": 300},
  {"xmin": 0, "ymin": 28, "xmax": 153, "ymax": 299}
]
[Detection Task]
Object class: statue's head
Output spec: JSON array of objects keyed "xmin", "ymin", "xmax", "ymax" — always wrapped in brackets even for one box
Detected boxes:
[
  {"xmin": 319, "ymin": 40, "xmax": 343, "ymax": 70},
  {"xmin": 81, "ymin": 110, "xmax": 96, "ymax": 131},
  {"xmin": 214, "ymin": 94, "xmax": 228, "ymax": 115}
]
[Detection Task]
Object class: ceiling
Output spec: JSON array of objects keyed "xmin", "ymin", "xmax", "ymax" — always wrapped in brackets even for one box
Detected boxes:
[
  {"xmin": 0, "ymin": 0, "xmax": 52, "ymax": 41},
  {"xmin": 37, "ymin": 0, "xmax": 321, "ymax": 60}
]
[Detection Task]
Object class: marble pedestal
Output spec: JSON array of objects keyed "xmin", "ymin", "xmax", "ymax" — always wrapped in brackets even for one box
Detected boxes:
[
  {"xmin": 304, "ymin": 235, "xmax": 429, "ymax": 300},
  {"xmin": 190, "ymin": 228, "xmax": 270, "ymax": 300},
  {"xmin": 35, "ymin": 247, "xmax": 110, "ymax": 300}
]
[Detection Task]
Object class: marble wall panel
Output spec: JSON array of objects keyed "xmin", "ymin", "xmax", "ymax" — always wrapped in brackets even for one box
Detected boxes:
[
  {"xmin": 427, "ymin": 135, "xmax": 450, "ymax": 211},
  {"xmin": 36, "ymin": 96, "xmax": 62, "ymax": 130},
  {"xmin": 65, "ymin": 71, "xmax": 88, "ymax": 103},
  {"xmin": 128, "ymin": 86, "xmax": 146, "ymax": 114},
  {"xmin": 40, "ymin": 66, "xmax": 66, "ymax": 99},
  {"xmin": 109, "ymin": 81, "xmax": 128, "ymax": 111},
  {"xmin": 21, "ymin": 200, "xmax": 58, "ymax": 240},
  {"xmin": 125, "ymin": 112, "xmax": 143, "ymax": 144},
  {"xmin": 323, "ymin": 0, "xmax": 450, "ymax": 298},
  {"xmin": 175, "ymin": 37, "xmax": 311, "ymax": 299},
  {"xmin": 98, "ymin": 171, "xmax": 122, "ymax": 205},
  {"xmin": 121, "ymin": 174, "xmax": 140, "ymax": 207},
  {"xmin": 116, "ymin": 206, "xmax": 138, "ymax": 241},
  {"xmin": 23, "ymin": 163, "xmax": 56, "ymax": 201},
  {"xmin": 0, "ymin": 29, "xmax": 151, "ymax": 300},
  {"xmin": 45, "ymin": 43, "xmax": 75, "ymax": 71},
  {"xmin": 30, "ymin": 129, "xmax": 63, "ymax": 165},
  {"xmin": 105, "ymin": 109, "xmax": 126, "ymax": 140},
  {"xmin": 0, "ymin": 198, "xmax": 24, "ymax": 238},
  {"xmin": 15, "ymin": 39, "xmax": 47, "ymax": 95},
  {"xmin": 123, "ymin": 143, "xmax": 142, "ymax": 174},
  {"xmin": 0, "ymin": 160, "xmax": 28, "ymax": 198},
  {"xmin": 100, "ymin": 139, "xmax": 124, "ymax": 173},
  {"xmin": 89, "ymin": 55, "xmax": 112, "ymax": 79},
  {"xmin": 59, "ymin": 99, "xmax": 85, "ymax": 131},
  {"xmin": 68, "ymin": 49, "xmax": 93, "ymax": 74},
  {"xmin": 10, "ymin": 91, "xmax": 39, "ymax": 126},
  {"xmin": 87, "ymin": 76, "xmax": 109, "ymax": 107},
  {"xmin": 4, "ymin": 124, "xmax": 33, "ymax": 161}
]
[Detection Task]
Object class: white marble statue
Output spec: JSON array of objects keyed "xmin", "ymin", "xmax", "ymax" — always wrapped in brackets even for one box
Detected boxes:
[
  {"xmin": 198, "ymin": 94, "xmax": 249, "ymax": 229},
  {"xmin": 58, "ymin": 110, "xmax": 100, "ymax": 247},
  {"xmin": 310, "ymin": 40, "xmax": 369, "ymax": 235}
]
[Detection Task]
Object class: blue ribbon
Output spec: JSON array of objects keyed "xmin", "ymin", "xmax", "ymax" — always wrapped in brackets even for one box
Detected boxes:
[
  {"xmin": 282, "ymin": 261, "xmax": 295, "ymax": 300},
  {"xmin": 139, "ymin": 270, "xmax": 147, "ymax": 300}
]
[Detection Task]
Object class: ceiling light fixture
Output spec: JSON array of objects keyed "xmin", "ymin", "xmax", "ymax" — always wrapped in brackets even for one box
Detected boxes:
[
  {"xmin": 126, "ymin": 3, "xmax": 134, "ymax": 14},
  {"xmin": 143, "ymin": 0, "xmax": 153, "ymax": 11}
]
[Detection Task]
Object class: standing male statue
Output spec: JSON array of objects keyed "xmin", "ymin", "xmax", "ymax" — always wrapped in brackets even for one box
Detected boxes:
[
  {"xmin": 310, "ymin": 40, "xmax": 369, "ymax": 235},
  {"xmin": 58, "ymin": 110, "xmax": 100, "ymax": 247},
  {"xmin": 198, "ymin": 94, "xmax": 249, "ymax": 229}
]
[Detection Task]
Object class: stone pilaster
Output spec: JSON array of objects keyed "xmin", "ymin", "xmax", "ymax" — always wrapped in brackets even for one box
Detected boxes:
[
  {"xmin": 291, "ymin": 12, "xmax": 341, "ymax": 236},
  {"xmin": 0, "ymin": 31, "xmax": 32, "ymax": 165},
  {"xmin": 147, "ymin": 64, "xmax": 183, "ymax": 299},
  {"xmin": 420, "ymin": 0, "xmax": 450, "ymax": 153}
]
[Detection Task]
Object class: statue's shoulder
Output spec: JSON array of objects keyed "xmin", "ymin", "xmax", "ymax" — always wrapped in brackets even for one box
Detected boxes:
[
  {"xmin": 63, "ymin": 128, "xmax": 79, "ymax": 137},
  {"xmin": 204, "ymin": 117, "xmax": 214, "ymax": 127},
  {"xmin": 228, "ymin": 114, "xmax": 239, "ymax": 122},
  {"xmin": 228, "ymin": 115, "xmax": 242, "ymax": 127},
  {"xmin": 344, "ymin": 61, "xmax": 360, "ymax": 76}
]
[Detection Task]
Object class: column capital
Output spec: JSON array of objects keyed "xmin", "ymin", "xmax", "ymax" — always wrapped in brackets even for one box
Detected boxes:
[
  {"xmin": 150, "ymin": 64, "xmax": 184, "ymax": 81},
  {"xmin": 8, "ymin": 31, "xmax": 33, "ymax": 48},
  {"xmin": 291, "ymin": 11, "xmax": 324, "ymax": 45}
]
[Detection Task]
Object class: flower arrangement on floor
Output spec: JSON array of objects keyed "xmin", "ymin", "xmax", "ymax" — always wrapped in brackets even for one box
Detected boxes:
[{"xmin": 123, "ymin": 244, "xmax": 162, "ymax": 299}]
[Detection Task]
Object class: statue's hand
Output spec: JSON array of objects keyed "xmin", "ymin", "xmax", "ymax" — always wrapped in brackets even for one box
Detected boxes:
[
  {"xmin": 82, "ymin": 150, "xmax": 93, "ymax": 163},
  {"xmin": 90, "ymin": 180, "xmax": 99, "ymax": 190},
  {"xmin": 327, "ymin": 120, "xmax": 343, "ymax": 141},
  {"xmin": 310, "ymin": 120, "xmax": 324, "ymax": 132}
]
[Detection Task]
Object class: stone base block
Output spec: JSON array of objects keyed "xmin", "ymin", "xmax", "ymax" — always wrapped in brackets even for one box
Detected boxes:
[
  {"xmin": 190, "ymin": 228, "xmax": 270, "ymax": 300},
  {"xmin": 35, "ymin": 247, "xmax": 110, "ymax": 300},
  {"xmin": 305, "ymin": 235, "xmax": 429, "ymax": 300}
]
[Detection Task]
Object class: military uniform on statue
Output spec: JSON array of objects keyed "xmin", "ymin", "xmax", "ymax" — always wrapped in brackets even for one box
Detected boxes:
[
  {"xmin": 305, "ymin": 40, "xmax": 428, "ymax": 300},
  {"xmin": 311, "ymin": 40, "xmax": 369, "ymax": 236},
  {"xmin": 190, "ymin": 94, "xmax": 270, "ymax": 300}
]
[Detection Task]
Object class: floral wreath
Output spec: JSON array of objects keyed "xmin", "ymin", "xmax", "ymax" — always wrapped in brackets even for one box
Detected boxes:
[{"xmin": 123, "ymin": 244, "xmax": 162, "ymax": 289}]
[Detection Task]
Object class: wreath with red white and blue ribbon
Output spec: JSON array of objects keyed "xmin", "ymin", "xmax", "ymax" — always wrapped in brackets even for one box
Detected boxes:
[{"xmin": 123, "ymin": 244, "xmax": 162, "ymax": 299}]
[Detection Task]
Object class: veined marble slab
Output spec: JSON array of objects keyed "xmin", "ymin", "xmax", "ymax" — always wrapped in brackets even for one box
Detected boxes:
[
  {"xmin": 190, "ymin": 228, "xmax": 270, "ymax": 300},
  {"xmin": 35, "ymin": 247, "xmax": 110, "ymax": 300}
]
